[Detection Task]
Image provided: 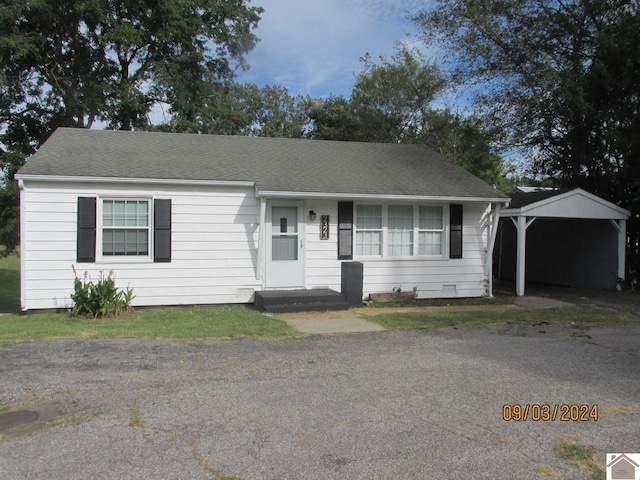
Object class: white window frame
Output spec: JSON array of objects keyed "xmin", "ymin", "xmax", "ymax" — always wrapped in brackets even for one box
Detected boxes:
[
  {"xmin": 387, "ymin": 204, "xmax": 414, "ymax": 257},
  {"xmin": 97, "ymin": 197, "xmax": 153, "ymax": 263},
  {"xmin": 355, "ymin": 204, "xmax": 383, "ymax": 257},
  {"xmin": 354, "ymin": 203, "xmax": 448, "ymax": 260},
  {"xmin": 418, "ymin": 205, "xmax": 445, "ymax": 257}
]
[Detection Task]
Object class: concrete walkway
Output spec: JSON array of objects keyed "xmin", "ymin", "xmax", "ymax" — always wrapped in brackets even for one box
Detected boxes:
[
  {"xmin": 282, "ymin": 316, "xmax": 386, "ymax": 334},
  {"xmin": 277, "ymin": 296, "xmax": 571, "ymax": 334},
  {"xmin": 512, "ymin": 295, "xmax": 574, "ymax": 309}
]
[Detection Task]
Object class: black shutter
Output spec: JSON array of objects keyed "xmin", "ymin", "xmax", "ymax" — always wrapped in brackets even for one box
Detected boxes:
[
  {"xmin": 154, "ymin": 199, "xmax": 171, "ymax": 263},
  {"xmin": 450, "ymin": 204, "xmax": 463, "ymax": 259},
  {"xmin": 77, "ymin": 197, "xmax": 96, "ymax": 263},
  {"xmin": 337, "ymin": 201, "xmax": 353, "ymax": 260}
]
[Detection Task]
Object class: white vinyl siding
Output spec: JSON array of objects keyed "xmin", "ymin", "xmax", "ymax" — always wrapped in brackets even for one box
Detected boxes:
[
  {"xmin": 20, "ymin": 181, "xmax": 493, "ymax": 310},
  {"xmin": 305, "ymin": 202, "xmax": 491, "ymax": 300},
  {"xmin": 357, "ymin": 203, "xmax": 491, "ymax": 298},
  {"xmin": 20, "ymin": 181, "xmax": 262, "ymax": 310}
]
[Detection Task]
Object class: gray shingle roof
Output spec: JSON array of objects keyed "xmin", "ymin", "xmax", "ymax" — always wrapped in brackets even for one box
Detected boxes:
[
  {"xmin": 18, "ymin": 128, "xmax": 507, "ymax": 200},
  {"xmin": 506, "ymin": 189, "xmax": 574, "ymax": 209}
]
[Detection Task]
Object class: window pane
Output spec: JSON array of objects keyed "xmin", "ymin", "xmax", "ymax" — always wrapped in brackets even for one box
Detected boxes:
[
  {"xmin": 388, "ymin": 205, "xmax": 413, "ymax": 229},
  {"xmin": 388, "ymin": 205, "xmax": 413, "ymax": 256},
  {"xmin": 419, "ymin": 206, "xmax": 443, "ymax": 230},
  {"xmin": 103, "ymin": 229, "xmax": 124, "ymax": 256},
  {"xmin": 355, "ymin": 204, "xmax": 382, "ymax": 256},
  {"xmin": 125, "ymin": 201, "xmax": 138, "ymax": 226},
  {"xmin": 356, "ymin": 231, "xmax": 381, "ymax": 256},
  {"xmin": 356, "ymin": 205, "xmax": 382, "ymax": 229},
  {"xmin": 114, "ymin": 230, "xmax": 126, "ymax": 255},
  {"xmin": 272, "ymin": 207, "xmax": 298, "ymax": 234},
  {"xmin": 103, "ymin": 200, "xmax": 149, "ymax": 228},
  {"xmin": 124, "ymin": 230, "xmax": 147, "ymax": 255},
  {"xmin": 103, "ymin": 230, "xmax": 113, "ymax": 254},
  {"xmin": 103, "ymin": 201, "xmax": 114, "ymax": 226},
  {"xmin": 103, "ymin": 228, "xmax": 148, "ymax": 256},
  {"xmin": 113, "ymin": 200, "xmax": 126, "ymax": 226},
  {"xmin": 272, "ymin": 236, "xmax": 298, "ymax": 260},
  {"xmin": 388, "ymin": 229, "xmax": 413, "ymax": 256},
  {"xmin": 137, "ymin": 202, "xmax": 149, "ymax": 226},
  {"xmin": 138, "ymin": 230, "xmax": 149, "ymax": 255},
  {"xmin": 419, "ymin": 231, "xmax": 442, "ymax": 256}
]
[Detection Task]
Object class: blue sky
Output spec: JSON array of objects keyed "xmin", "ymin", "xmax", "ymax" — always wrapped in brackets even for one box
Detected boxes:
[{"xmin": 234, "ymin": 0, "xmax": 430, "ymax": 99}]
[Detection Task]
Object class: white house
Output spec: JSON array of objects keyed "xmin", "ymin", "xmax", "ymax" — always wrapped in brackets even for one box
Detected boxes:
[{"xmin": 16, "ymin": 128, "xmax": 509, "ymax": 311}]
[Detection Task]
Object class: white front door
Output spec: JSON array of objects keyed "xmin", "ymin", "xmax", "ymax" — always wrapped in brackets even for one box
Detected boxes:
[{"xmin": 266, "ymin": 202, "xmax": 305, "ymax": 288}]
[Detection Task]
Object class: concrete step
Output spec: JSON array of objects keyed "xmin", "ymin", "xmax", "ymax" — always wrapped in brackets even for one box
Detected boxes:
[{"xmin": 255, "ymin": 289, "xmax": 349, "ymax": 313}]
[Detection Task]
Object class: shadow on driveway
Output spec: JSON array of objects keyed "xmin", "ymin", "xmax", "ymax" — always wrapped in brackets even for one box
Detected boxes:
[{"xmin": 495, "ymin": 281, "xmax": 640, "ymax": 316}]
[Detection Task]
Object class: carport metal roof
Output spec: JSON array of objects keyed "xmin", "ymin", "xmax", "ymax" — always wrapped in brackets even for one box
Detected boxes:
[{"xmin": 500, "ymin": 188, "xmax": 630, "ymax": 296}]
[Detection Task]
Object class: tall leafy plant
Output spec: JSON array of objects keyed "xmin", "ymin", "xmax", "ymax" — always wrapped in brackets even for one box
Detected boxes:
[{"xmin": 71, "ymin": 267, "xmax": 135, "ymax": 318}]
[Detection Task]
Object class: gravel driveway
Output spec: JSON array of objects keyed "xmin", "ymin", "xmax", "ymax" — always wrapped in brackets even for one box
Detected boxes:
[{"xmin": 1, "ymin": 323, "xmax": 639, "ymax": 479}]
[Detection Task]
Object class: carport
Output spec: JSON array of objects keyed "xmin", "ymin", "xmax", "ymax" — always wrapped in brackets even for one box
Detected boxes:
[{"xmin": 496, "ymin": 188, "xmax": 629, "ymax": 296}]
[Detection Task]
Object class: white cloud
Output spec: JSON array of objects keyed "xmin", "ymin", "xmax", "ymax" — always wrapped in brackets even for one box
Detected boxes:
[{"xmin": 236, "ymin": 0, "xmax": 432, "ymax": 98}]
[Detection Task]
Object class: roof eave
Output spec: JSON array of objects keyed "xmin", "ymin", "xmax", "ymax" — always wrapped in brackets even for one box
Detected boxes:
[
  {"xmin": 501, "ymin": 188, "xmax": 630, "ymax": 218},
  {"xmin": 257, "ymin": 189, "xmax": 509, "ymax": 203},
  {"xmin": 15, "ymin": 174, "xmax": 510, "ymax": 203},
  {"xmin": 15, "ymin": 174, "xmax": 256, "ymax": 188}
]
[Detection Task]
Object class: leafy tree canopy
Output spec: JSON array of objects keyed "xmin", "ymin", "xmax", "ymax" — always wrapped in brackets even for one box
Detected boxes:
[
  {"xmin": 0, "ymin": 0, "xmax": 263, "ymax": 152},
  {"xmin": 306, "ymin": 46, "xmax": 512, "ymax": 190},
  {"xmin": 413, "ymin": 0, "xmax": 639, "ymax": 193},
  {"xmin": 413, "ymin": 0, "xmax": 640, "ymax": 264},
  {"xmin": 351, "ymin": 47, "xmax": 447, "ymax": 144},
  {"xmin": 242, "ymin": 84, "xmax": 310, "ymax": 138},
  {"xmin": 159, "ymin": 82, "xmax": 311, "ymax": 138},
  {"xmin": 307, "ymin": 95, "xmax": 358, "ymax": 141}
]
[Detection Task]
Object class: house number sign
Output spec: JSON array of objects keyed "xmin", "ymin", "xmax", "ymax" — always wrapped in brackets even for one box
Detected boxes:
[{"xmin": 321, "ymin": 215, "xmax": 330, "ymax": 240}]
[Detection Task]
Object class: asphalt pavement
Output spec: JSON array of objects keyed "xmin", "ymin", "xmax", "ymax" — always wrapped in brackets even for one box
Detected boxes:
[{"xmin": 1, "ymin": 321, "xmax": 639, "ymax": 479}]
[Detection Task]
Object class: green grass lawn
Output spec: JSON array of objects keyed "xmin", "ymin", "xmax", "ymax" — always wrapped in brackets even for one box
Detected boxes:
[
  {"xmin": 363, "ymin": 305, "xmax": 637, "ymax": 331},
  {"xmin": 0, "ymin": 253, "xmax": 20, "ymax": 314},
  {"xmin": 0, "ymin": 252, "xmax": 302, "ymax": 344},
  {"xmin": 0, "ymin": 306, "xmax": 303, "ymax": 346}
]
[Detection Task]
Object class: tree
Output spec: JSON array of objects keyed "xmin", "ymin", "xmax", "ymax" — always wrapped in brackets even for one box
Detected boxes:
[
  {"xmin": 306, "ymin": 46, "xmax": 511, "ymax": 189},
  {"xmin": 350, "ymin": 47, "xmax": 447, "ymax": 144},
  {"xmin": 0, "ymin": 0, "xmax": 262, "ymax": 255},
  {"xmin": 163, "ymin": 83, "xmax": 311, "ymax": 137},
  {"xmin": 158, "ymin": 82, "xmax": 258, "ymax": 136},
  {"xmin": 307, "ymin": 96, "xmax": 358, "ymax": 141},
  {"xmin": 413, "ymin": 0, "xmax": 640, "ymax": 262},
  {"xmin": 421, "ymin": 110, "xmax": 513, "ymax": 190},
  {"xmin": 0, "ymin": 150, "xmax": 21, "ymax": 256},
  {"xmin": 248, "ymin": 85, "xmax": 310, "ymax": 138},
  {"xmin": 1, "ymin": 0, "xmax": 262, "ymax": 140}
]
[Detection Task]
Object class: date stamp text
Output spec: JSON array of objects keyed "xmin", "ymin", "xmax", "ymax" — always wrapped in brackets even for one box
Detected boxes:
[{"xmin": 502, "ymin": 404, "xmax": 598, "ymax": 421}]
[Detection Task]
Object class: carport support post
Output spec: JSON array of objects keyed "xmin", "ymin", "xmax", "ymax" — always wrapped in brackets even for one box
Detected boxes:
[
  {"xmin": 619, "ymin": 219, "xmax": 627, "ymax": 281},
  {"xmin": 516, "ymin": 215, "xmax": 527, "ymax": 296},
  {"xmin": 511, "ymin": 215, "xmax": 536, "ymax": 296},
  {"xmin": 610, "ymin": 219, "xmax": 626, "ymax": 281},
  {"xmin": 485, "ymin": 202, "xmax": 503, "ymax": 297}
]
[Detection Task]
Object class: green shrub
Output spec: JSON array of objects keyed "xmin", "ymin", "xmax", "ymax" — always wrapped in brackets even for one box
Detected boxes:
[{"xmin": 71, "ymin": 267, "xmax": 135, "ymax": 318}]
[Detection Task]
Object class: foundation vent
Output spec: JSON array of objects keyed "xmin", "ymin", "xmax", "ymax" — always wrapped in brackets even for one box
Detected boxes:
[
  {"xmin": 236, "ymin": 288, "xmax": 255, "ymax": 301},
  {"xmin": 442, "ymin": 284, "xmax": 457, "ymax": 294}
]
